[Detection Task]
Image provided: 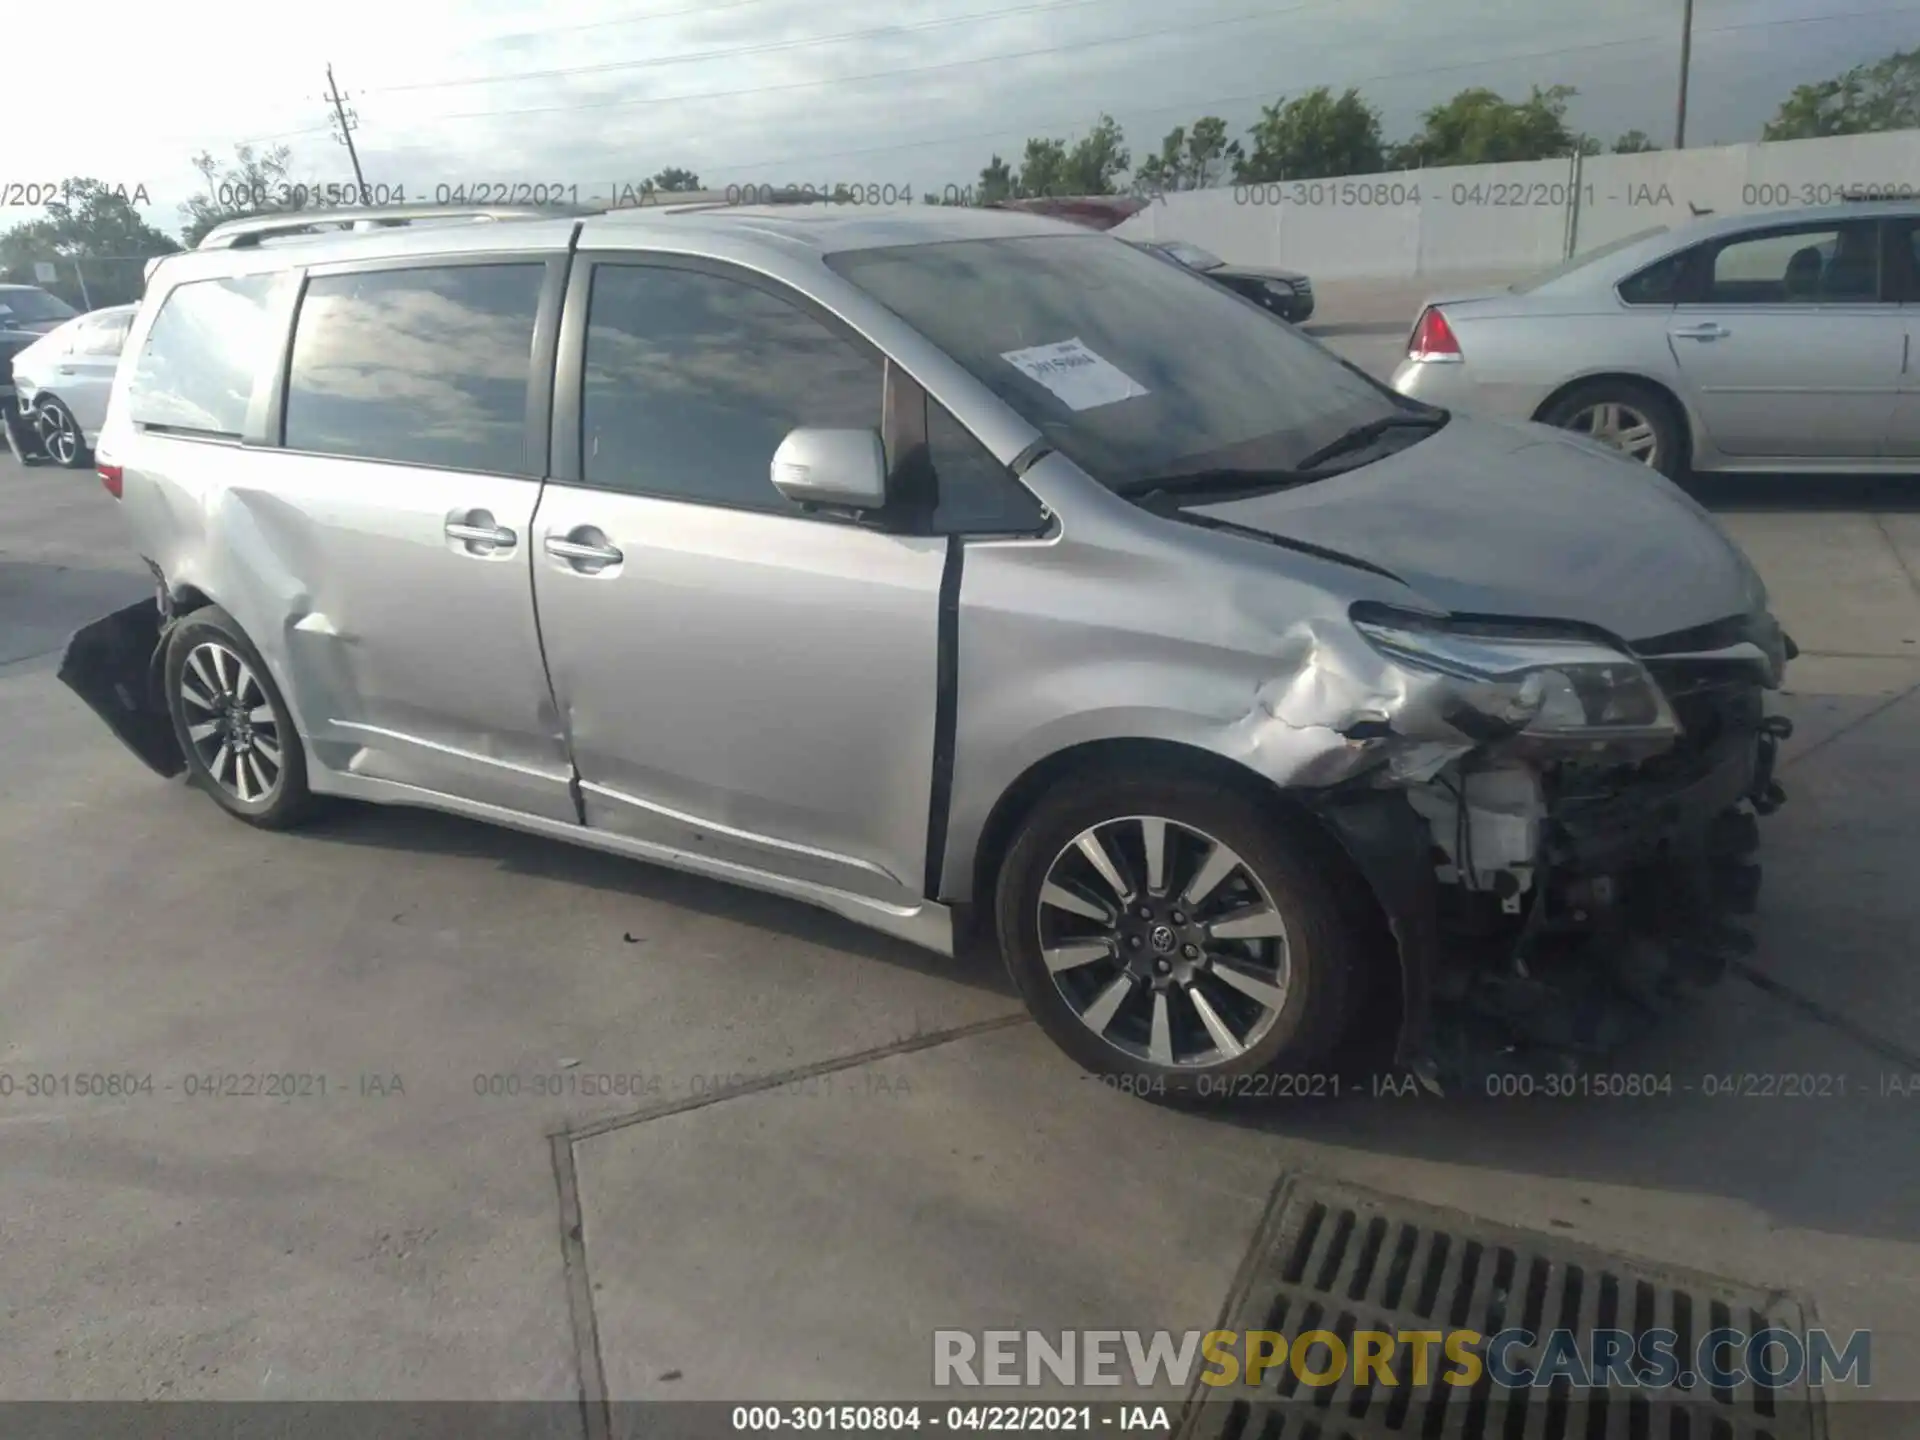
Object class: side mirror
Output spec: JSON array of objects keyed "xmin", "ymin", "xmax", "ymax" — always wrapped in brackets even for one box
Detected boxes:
[{"xmin": 770, "ymin": 427, "xmax": 888, "ymax": 511}]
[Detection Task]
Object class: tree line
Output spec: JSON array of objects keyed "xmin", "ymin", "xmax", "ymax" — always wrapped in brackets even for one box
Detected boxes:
[{"xmin": 3, "ymin": 45, "xmax": 1914, "ymax": 310}]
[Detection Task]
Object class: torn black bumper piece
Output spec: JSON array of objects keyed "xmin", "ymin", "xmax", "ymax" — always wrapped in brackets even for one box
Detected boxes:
[{"xmin": 57, "ymin": 598, "xmax": 185, "ymax": 778}]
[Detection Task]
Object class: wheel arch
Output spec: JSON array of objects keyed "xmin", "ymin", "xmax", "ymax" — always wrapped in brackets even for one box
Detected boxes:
[
  {"xmin": 1530, "ymin": 370, "xmax": 1702, "ymax": 466},
  {"xmin": 965, "ymin": 736, "xmax": 1408, "ymax": 1046}
]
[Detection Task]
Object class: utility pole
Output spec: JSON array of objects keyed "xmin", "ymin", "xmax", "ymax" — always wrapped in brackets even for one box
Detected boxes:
[
  {"xmin": 325, "ymin": 64, "xmax": 370, "ymax": 203},
  {"xmin": 1674, "ymin": 0, "xmax": 1695, "ymax": 149}
]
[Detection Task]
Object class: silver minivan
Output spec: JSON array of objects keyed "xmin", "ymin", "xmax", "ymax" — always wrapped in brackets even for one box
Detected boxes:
[{"xmin": 64, "ymin": 201, "xmax": 1794, "ymax": 1096}]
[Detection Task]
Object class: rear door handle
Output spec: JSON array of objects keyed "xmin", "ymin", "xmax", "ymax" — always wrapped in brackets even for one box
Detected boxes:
[
  {"xmin": 545, "ymin": 533, "xmax": 624, "ymax": 569},
  {"xmin": 1670, "ymin": 323, "xmax": 1730, "ymax": 340}
]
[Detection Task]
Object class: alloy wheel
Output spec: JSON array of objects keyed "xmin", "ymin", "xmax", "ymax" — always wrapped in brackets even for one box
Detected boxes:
[
  {"xmin": 1035, "ymin": 815, "xmax": 1292, "ymax": 1069},
  {"xmin": 1567, "ymin": 401, "xmax": 1659, "ymax": 466},
  {"xmin": 38, "ymin": 405, "xmax": 80, "ymax": 466},
  {"xmin": 178, "ymin": 641, "xmax": 284, "ymax": 804}
]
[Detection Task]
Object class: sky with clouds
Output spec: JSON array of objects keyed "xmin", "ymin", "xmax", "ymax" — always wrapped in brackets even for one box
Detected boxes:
[{"xmin": 14, "ymin": 0, "xmax": 1918, "ymax": 240}]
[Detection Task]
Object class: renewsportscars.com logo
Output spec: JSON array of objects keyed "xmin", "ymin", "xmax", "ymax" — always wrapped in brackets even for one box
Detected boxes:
[{"xmin": 932, "ymin": 1328, "xmax": 1871, "ymax": 1391}]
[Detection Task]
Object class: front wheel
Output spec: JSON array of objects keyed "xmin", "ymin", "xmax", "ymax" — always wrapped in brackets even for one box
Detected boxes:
[{"xmin": 994, "ymin": 773, "xmax": 1358, "ymax": 1097}]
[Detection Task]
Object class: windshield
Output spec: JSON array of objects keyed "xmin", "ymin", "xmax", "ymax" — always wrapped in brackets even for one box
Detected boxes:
[
  {"xmin": 0, "ymin": 287, "xmax": 79, "ymax": 324},
  {"xmin": 1508, "ymin": 228, "xmax": 1670, "ymax": 293},
  {"xmin": 827, "ymin": 234, "xmax": 1403, "ymax": 490},
  {"xmin": 1156, "ymin": 240, "xmax": 1224, "ymax": 271}
]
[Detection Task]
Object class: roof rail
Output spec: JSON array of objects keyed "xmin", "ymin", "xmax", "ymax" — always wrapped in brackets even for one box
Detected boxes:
[
  {"xmin": 622, "ymin": 186, "xmax": 840, "ymax": 215},
  {"xmin": 196, "ymin": 203, "xmax": 596, "ymax": 250}
]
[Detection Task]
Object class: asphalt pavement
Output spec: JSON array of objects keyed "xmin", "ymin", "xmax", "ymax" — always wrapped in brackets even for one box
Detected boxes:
[{"xmin": 3, "ymin": 333, "xmax": 1919, "ymax": 1428}]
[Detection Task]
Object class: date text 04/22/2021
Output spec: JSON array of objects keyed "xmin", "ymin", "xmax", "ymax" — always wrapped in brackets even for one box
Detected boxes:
[{"xmin": 729, "ymin": 1404, "xmax": 1172, "ymax": 1433}]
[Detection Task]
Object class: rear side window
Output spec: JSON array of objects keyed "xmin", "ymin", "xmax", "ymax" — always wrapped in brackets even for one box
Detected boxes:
[
  {"xmin": 283, "ymin": 263, "xmax": 546, "ymax": 474},
  {"xmin": 1705, "ymin": 223, "xmax": 1880, "ymax": 303},
  {"xmin": 128, "ymin": 275, "xmax": 278, "ymax": 437},
  {"xmin": 76, "ymin": 312, "xmax": 133, "ymax": 357}
]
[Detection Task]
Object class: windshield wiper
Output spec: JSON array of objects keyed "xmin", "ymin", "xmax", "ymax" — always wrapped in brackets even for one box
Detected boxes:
[
  {"xmin": 1291, "ymin": 410, "xmax": 1448, "ymax": 473},
  {"xmin": 1115, "ymin": 467, "xmax": 1308, "ymax": 504}
]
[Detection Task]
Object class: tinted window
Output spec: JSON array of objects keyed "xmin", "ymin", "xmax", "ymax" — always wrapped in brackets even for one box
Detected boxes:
[
  {"xmin": 76, "ymin": 312, "xmax": 132, "ymax": 357},
  {"xmin": 129, "ymin": 275, "xmax": 279, "ymax": 436},
  {"xmin": 0, "ymin": 287, "xmax": 78, "ymax": 323},
  {"xmin": 284, "ymin": 264, "xmax": 544, "ymax": 473},
  {"xmin": 928, "ymin": 401, "xmax": 1045, "ymax": 534},
  {"xmin": 1707, "ymin": 224, "xmax": 1880, "ymax": 303},
  {"xmin": 1618, "ymin": 251, "xmax": 1689, "ymax": 305},
  {"xmin": 828, "ymin": 234, "xmax": 1399, "ymax": 492},
  {"xmin": 583, "ymin": 265, "xmax": 882, "ymax": 511}
]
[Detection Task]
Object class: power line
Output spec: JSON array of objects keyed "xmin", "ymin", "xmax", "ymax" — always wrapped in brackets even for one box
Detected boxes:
[
  {"xmin": 666, "ymin": 6, "xmax": 1920, "ymax": 180},
  {"xmin": 234, "ymin": 2, "xmax": 1920, "ymax": 152},
  {"xmin": 363, "ymin": 0, "xmax": 1145, "ymax": 94},
  {"xmin": 408, "ymin": 2, "xmax": 1391, "ymax": 124}
]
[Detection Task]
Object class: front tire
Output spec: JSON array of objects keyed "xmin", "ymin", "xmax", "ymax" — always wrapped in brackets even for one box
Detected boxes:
[
  {"xmin": 994, "ymin": 772, "xmax": 1358, "ymax": 1097},
  {"xmin": 163, "ymin": 607, "xmax": 317, "ymax": 829},
  {"xmin": 1539, "ymin": 379, "xmax": 1687, "ymax": 479}
]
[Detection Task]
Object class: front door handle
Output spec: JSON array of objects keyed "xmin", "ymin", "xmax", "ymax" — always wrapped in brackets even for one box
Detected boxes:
[
  {"xmin": 1670, "ymin": 322, "xmax": 1730, "ymax": 341},
  {"xmin": 445, "ymin": 513, "xmax": 518, "ymax": 553},
  {"xmin": 545, "ymin": 530, "xmax": 624, "ymax": 570}
]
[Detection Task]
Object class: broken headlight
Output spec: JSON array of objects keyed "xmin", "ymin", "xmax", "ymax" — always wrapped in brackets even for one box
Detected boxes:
[{"xmin": 1352, "ymin": 606, "xmax": 1681, "ymax": 742}]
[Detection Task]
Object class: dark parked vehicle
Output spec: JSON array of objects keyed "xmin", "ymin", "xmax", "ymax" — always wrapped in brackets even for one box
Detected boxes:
[
  {"xmin": 2, "ymin": 284, "xmax": 80, "ymax": 463},
  {"xmin": 1131, "ymin": 239, "xmax": 1315, "ymax": 323}
]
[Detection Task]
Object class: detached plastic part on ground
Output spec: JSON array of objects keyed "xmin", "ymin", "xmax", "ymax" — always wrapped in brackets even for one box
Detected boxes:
[{"xmin": 2, "ymin": 400, "xmax": 50, "ymax": 464}]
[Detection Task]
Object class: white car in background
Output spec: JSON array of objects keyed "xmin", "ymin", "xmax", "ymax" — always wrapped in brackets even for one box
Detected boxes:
[{"xmin": 10, "ymin": 303, "xmax": 138, "ymax": 467}]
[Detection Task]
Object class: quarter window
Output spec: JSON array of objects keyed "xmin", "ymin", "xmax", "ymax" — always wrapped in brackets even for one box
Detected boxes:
[
  {"xmin": 128, "ymin": 275, "xmax": 279, "ymax": 437},
  {"xmin": 283, "ymin": 263, "xmax": 546, "ymax": 473},
  {"xmin": 582, "ymin": 264, "xmax": 884, "ymax": 511},
  {"xmin": 927, "ymin": 401, "xmax": 1045, "ymax": 534}
]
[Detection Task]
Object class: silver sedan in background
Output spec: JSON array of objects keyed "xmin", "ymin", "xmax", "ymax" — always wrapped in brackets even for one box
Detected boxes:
[{"xmin": 1392, "ymin": 200, "xmax": 1920, "ymax": 477}]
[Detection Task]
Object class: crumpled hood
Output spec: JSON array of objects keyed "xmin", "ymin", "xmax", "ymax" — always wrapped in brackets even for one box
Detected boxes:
[{"xmin": 1184, "ymin": 414, "xmax": 1765, "ymax": 645}]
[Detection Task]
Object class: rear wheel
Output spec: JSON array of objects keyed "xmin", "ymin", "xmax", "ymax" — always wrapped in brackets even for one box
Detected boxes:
[
  {"xmin": 163, "ymin": 607, "xmax": 318, "ymax": 829},
  {"xmin": 34, "ymin": 397, "xmax": 89, "ymax": 469},
  {"xmin": 995, "ymin": 772, "xmax": 1358, "ymax": 1098},
  {"xmin": 1539, "ymin": 380, "xmax": 1686, "ymax": 478}
]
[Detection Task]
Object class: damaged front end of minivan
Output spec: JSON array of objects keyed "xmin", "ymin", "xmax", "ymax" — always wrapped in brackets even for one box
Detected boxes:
[{"xmin": 1254, "ymin": 602, "xmax": 1795, "ymax": 1091}]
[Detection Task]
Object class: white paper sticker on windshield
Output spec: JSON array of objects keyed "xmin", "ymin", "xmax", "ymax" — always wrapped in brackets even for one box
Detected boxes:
[{"xmin": 999, "ymin": 337, "xmax": 1149, "ymax": 411}]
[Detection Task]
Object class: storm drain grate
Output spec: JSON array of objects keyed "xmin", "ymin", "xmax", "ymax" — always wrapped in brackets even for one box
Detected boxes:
[{"xmin": 1179, "ymin": 1176, "xmax": 1825, "ymax": 1440}]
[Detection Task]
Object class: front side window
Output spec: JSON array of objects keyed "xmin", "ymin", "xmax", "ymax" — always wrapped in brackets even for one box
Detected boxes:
[
  {"xmin": 1706, "ymin": 223, "xmax": 1881, "ymax": 304},
  {"xmin": 582, "ymin": 264, "xmax": 883, "ymax": 511},
  {"xmin": 827, "ymin": 233, "xmax": 1402, "ymax": 492},
  {"xmin": 128, "ymin": 275, "xmax": 279, "ymax": 437},
  {"xmin": 283, "ymin": 263, "xmax": 546, "ymax": 473}
]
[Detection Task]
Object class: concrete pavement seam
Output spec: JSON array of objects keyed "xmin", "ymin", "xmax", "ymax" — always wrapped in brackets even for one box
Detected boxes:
[
  {"xmin": 1871, "ymin": 512, "xmax": 1920, "ymax": 601},
  {"xmin": 550, "ymin": 1132, "xmax": 610, "ymax": 1440},
  {"xmin": 561, "ymin": 1010, "xmax": 1030, "ymax": 1145},
  {"xmin": 1777, "ymin": 674, "xmax": 1920, "ymax": 773},
  {"xmin": 1731, "ymin": 961, "xmax": 1920, "ymax": 1073}
]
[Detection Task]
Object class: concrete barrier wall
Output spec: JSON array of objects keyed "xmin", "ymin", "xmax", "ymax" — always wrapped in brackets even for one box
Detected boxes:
[{"xmin": 1111, "ymin": 131, "xmax": 1920, "ymax": 281}]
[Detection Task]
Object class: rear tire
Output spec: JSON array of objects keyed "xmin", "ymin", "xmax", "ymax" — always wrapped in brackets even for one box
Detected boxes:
[
  {"xmin": 1539, "ymin": 379, "xmax": 1687, "ymax": 479},
  {"xmin": 34, "ymin": 397, "xmax": 90, "ymax": 470},
  {"xmin": 164, "ymin": 606, "xmax": 319, "ymax": 830},
  {"xmin": 994, "ymin": 771, "xmax": 1358, "ymax": 1099}
]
